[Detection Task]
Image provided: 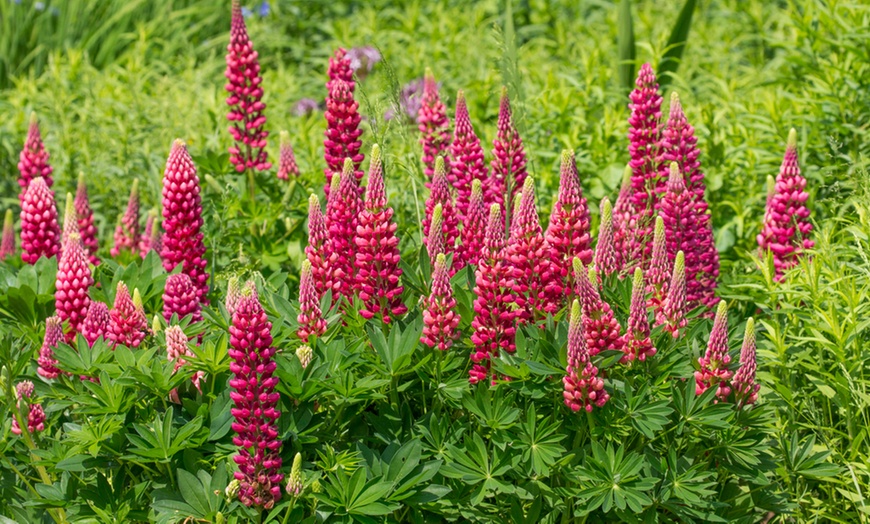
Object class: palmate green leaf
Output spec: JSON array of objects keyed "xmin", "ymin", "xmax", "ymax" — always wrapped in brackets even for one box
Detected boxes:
[
  {"xmin": 781, "ymin": 434, "xmax": 841, "ymax": 479},
  {"xmin": 125, "ymin": 407, "xmax": 206, "ymax": 463},
  {"xmin": 573, "ymin": 442, "xmax": 655, "ymax": 515},
  {"xmin": 623, "ymin": 384, "xmax": 674, "ymax": 439},
  {"xmin": 461, "ymin": 385, "xmax": 519, "ymax": 431},
  {"xmin": 515, "ymin": 404, "xmax": 566, "ymax": 477}
]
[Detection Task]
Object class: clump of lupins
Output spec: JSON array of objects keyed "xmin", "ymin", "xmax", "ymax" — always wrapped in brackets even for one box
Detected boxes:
[
  {"xmin": 658, "ymin": 251, "xmax": 688, "ymax": 338},
  {"xmin": 489, "ymin": 87, "xmax": 527, "ymax": 208},
  {"xmin": 163, "ymin": 273, "xmax": 202, "ymax": 324},
  {"xmin": 161, "ymin": 140, "xmax": 209, "ymax": 304},
  {"xmin": 82, "ymin": 301, "xmax": 110, "ymax": 347},
  {"xmin": 139, "ymin": 210, "xmax": 162, "ymax": 258},
  {"xmin": 563, "ymin": 300, "xmax": 608, "ymax": 412},
  {"xmin": 422, "ymin": 157, "xmax": 459, "ymax": 263},
  {"xmin": 458, "ymin": 179, "xmax": 487, "ymax": 268},
  {"xmin": 111, "ymin": 180, "xmax": 140, "ymax": 257},
  {"xmin": 228, "ymin": 284, "xmax": 283, "ymax": 509},
  {"xmin": 323, "ymin": 50, "xmax": 363, "ymax": 193},
  {"xmin": 621, "ymin": 268, "xmax": 656, "ymax": 364},
  {"xmin": 418, "ymin": 69, "xmax": 451, "ymax": 181},
  {"xmin": 75, "ymin": 173, "xmax": 100, "ymax": 265},
  {"xmin": 37, "ymin": 316, "xmax": 65, "ymax": 379},
  {"xmin": 645, "ymin": 216, "xmax": 670, "ymax": 312},
  {"xmin": 545, "ymin": 150, "xmax": 593, "ymax": 293},
  {"xmin": 166, "ymin": 325, "xmax": 203, "ymax": 393},
  {"xmin": 1, "ymin": 210, "xmax": 14, "ymax": 259},
  {"xmin": 731, "ymin": 318, "xmax": 759, "ymax": 407},
  {"xmin": 20, "ymin": 176, "xmax": 60, "ymax": 265},
  {"xmin": 55, "ymin": 232, "xmax": 93, "ymax": 341},
  {"xmin": 324, "ymin": 159, "xmax": 363, "ymax": 304},
  {"xmin": 574, "ymin": 259, "xmax": 623, "ymax": 356},
  {"xmin": 354, "ymin": 145, "xmax": 406, "ymax": 322},
  {"xmin": 226, "ymin": 1, "xmax": 270, "ymax": 173},
  {"xmin": 592, "ymin": 198, "xmax": 619, "ymax": 278},
  {"xmin": 421, "ymin": 253, "xmax": 460, "ymax": 350},
  {"xmin": 108, "ymin": 283, "xmax": 148, "ymax": 349},
  {"xmin": 695, "ymin": 301, "xmax": 733, "ymax": 401},
  {"xmin": 757, "ymin": 129, "xmax": 814, "ymax": 280},
  {"xmin": 17, "ymin": 112, "xmax": 54, "ymax": 196},
  {"xmin": 449, "ymin": 90, "xmax": 488, "ymax": 220},
  {"xmin": 305, "ymin": 195, "xmax": 331, "ymax": 298},
  {"xmin": 297, "ymin": 260, "xmax": 327, "ymax": 342},
  {"xmin": 277, "ymin": 130, "xmax": 300, "ymax": 180},
  {"xmin": 11, "ymin": 381, "xmax": 45, "ymax": 436}
]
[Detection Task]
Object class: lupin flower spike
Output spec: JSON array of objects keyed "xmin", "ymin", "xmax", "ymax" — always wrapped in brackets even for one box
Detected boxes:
[
  {"xmin": 111, "ymin": 180, "xmax": 140, "ymax": 257},
  {"xmin": 612, "ymin": 165, "xmax": 634, "ymax": 272},
  {"xmin": 422, "ymin": 157, "xmax": 459, "ymax": 262},
  {"xmin": 11, "ymin": 381, "xmax": 45, "ymax": 436},
  {"xmin": 488, "ymin": 87, "xmax": 528, "ymax": 208},
  {"xmin": 108, "ymin": 283, "xmax": 148, "ymax": 349},
  {"xmin": 418, "ymin": 69, "xmax": 451, "ymax": 181},
  {"xmin": 139, "ymin": 209, "xmax": 162, "ymax": 258},
  {"xmin": 17, "ymin": 112, "xmax": 54, "ymax": 195},
  {"xmin": 563, "ymin": 300, "xmax": 609, "ymax": 412},
  {"xmin": 226, "ymin": 1, "xmax": 270, "ymax": 173},
  {"xmin": 61, "ymin": 193, "xmax": 77, "ymax": 252},
  {"xmin": 458, "ymin": 179, "xmax": 487, "ymax": 268},
  {"xmin": 20, "ymin": 176, "xmax": 60, "ymax": 264},
  {"xmin": 297, "ymin": 260, "xmax": 327, "ymax": 342},
  {"xmin": 228, "ymin": 284, "xmax": 284, "ymax": 509},
  {"xmin": 225, "ymin": 277, "xmax": 242, "ymax": 318},
  {"xmin": 573, "ymin": 258, "xmax": 623, "ymax": 356},
  {"xmin": 166, "ymin": 325, "xmax": 203, "ymax": 393},
  {"xmin": 449, "ymin": 90, "xmax": 488, "ymax": 220},
  {"xmin": 658, "ymin": 250, "xmax": 688, "ymax": 338},
  {"xmin": 286, "ymin": 453, "xmax": 304, "ymax": 497},
  {"xmin": 75, "ymin": 173, "xmax": 100, "ymax": 265},
  {"xmin": 306, "ymin": 194, "xmax": 331, "ymax": 298},
  {"xmin": 296, "ymin": 345, "xmax": 313, "ymax": 369},
  {"xmin": 421, "ymin": 253, "xmax": 460, "ymax": 350},
  {"xmin": 163, "ymin": 273, "xmax": 202, "ymax": 323},
  {"xmin": 327, "ymin": 48, "xmax": 354, "ymax": 88},
  {"xmin": 621, "ymin": 268, "xmax": 656, "ymax": 363},
  {"xmin": 323, "ymin": 77, "xmax": 364, "ymax": 195},
  {"xmin": 593, "ymin": 197, "xmax": 618, "ymax": 277},
  {"xmin": 545, "ymin": 150, "xmax": 593, "ymax": 294},
  {"xmin": 56, "ymin": 232, "xmax": 93, "ymax": 341},
  {"xmin": 324, "ymin": 158, "xmax": 363, "ymax": 304},
  {"xmin": 37, "ymin": 316, "xmax": 65, "ymax": 379},
  {"xmin": 732, "ymin": 318, "xmax": 760, "ymax": 407},
  {"xmin": 757, "ymin": 128, "xmax": 814, "ymax": 280},
  {"xmin": 161, "ymin": 140, "xmax": 209, "ymax": 304},
  {"xmin": 354, "ymin": 145, "xmax": 406, "ymax": 322},
  {"xmin": 277, "ymin": 131, "xmax": 300, "ymax": 180},
  {"xmin": 1, "ymin": 209, "xmax": 14, "ymax": 259},
  {"xmin": 646, "ymin": 216, "xmax": 670, "ymax": 311},
  {"xmin": 695, "ymin": 300, "xmax": 733, "ymax": 401},
  {"xmin": 82, "ymin": 301, "xmax": 110, "ymax": 347}
]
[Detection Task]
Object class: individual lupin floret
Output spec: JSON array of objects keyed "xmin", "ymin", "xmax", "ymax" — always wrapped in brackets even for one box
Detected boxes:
[
  {"xmin": 731, "ymin": 318, "xmax": 760, "ymax": 407},
  {"xmin": 563, "ymin": 300, "xmax": 609, "ymax": 412},
  {"xmin": 324, "ymin": 158, "xmax": 363, "ymax": 304},
  {"xmin": 286, "ymin": 453, "xmax": 304, "ymax": 497},
  {"xmin": 458, "ymin": 179, "xmax": 487, "ymax": 268},
  {"xmin": 163, "ymin": 273, "xmax": 202, "ymax": 324},
  {"xmin": 621, "ymin": 268, "xmax": 656, "ymax": 364},
  {"xmin": 75, "ymin": 173, "xmax": 100, "ymax": 265},
  {"xmin": 488, "ymin": 87, "xmax": 528, "ymax": 208},
  {"xmin": 81, "ymin": 301, "xmax": 110, "ymax": 347},
  {"xmin": 37, "ymin": 316, "xmax": 65, "ymax": 379},
  {"xmin": 277, "ymin": 130, "xmax": 300, "ymax": 180},
  {"xmin": 1, "ymin": 209, "xmax": 15, "ymax": 259},
  {"xmin": 645, "ymin": 216, "xmax": 670, "ymax": 312},
  {"xmin": 297, "ymin": 261, "xmax": 327, "ymax": 342},
  {"xmin": 658, "ymin": 251, "xmax": 688, "ymax": 338},
  {"xmin": 108, "ymin": 283, "xmax": 148, "ymax": 349},
  {"xmin": 449, "ymin": 90, "xmax": 488, "ymax": 220},
  {"xmin": 421, "ymin": 253, "xmax": 460, "ymax": 351},
  {"xmin": 20, "ymin": 177, "xmax": 60, "ymax": 264},
  {"xmin": 111, "ymin": 180, "xmax": 141, "ymax": 257},
  {"xmin": 695, "ymin": 301, "xmax": 733, "ymax": 401},
  {"xmin": 17, "ymin": 112, "xmax": 54, "ymax": 195},
  {"xmin": 573, "ymin": 258, "xmax": 624, "ymax": 356},
  {"xmin": 56, "ymin": 232, "xmax": 93, "ymax": 340},
  {"xmin": 418, "ymin": 69, "xmax": 451, "ymax": 181},
  {"xmin": 422, "ymin": 157, "xmax": 459, "ymax": 262},
  {"xmin": 593, "ymin": 197, "xmax": 619, "ymax": 278}
]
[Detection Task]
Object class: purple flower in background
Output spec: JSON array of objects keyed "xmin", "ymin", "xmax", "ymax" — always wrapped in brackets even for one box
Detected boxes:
[
  {"xmin": 346, "ymin": 46, "xmax": 381, "ymax": 79},
  {"xmin": 293, "ymin": 98, "xmax": 321, "ymax": 116},
  {"xmin": 34, "ymin": 1, "xmax": 45, "ymax": 10},
  {"xmin": 258, "ymin": 1, "xmax": 270, "ymax": 17},
  {"xmin": 385, "ymin": 78, "xmax": 434, "ymax": 122},
  {"xmin": 241, "ymin": 6, "xmax": 252, "ymax": 18}
]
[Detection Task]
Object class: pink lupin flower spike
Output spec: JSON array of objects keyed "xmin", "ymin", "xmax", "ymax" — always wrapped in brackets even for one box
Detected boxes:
[
  {"xmin": 161, "ymin": 140, "xmax": 209, "ymax": 304},
  {"xmin": 56, "ymin": 232, "xmax": 93, "ymax": 341},
  {"xmin": 354, "ymin": 145, "xmax": 406, "ymax": 323},
  {"xmin": 545, "ymin": 150, "xmax": 593, "ymax": 296},
  {"xmin": 695, "ymin": 300, "xmax": 733, "ymax": 401},
  {"xmin": 226, "ymin": 1, "xmax": 270, "ymax": 173},
  {"xmin": 11, "ymin": 381, "xmax": 45, "ymax": 436},
  {"xmin": 757, "ymin": 128, "xmax": 814, "ymax": 281},
  {"xmin": 421, "ymin": 253, "xmax": 460, "ymax": 350},
  {"xmin": 422, "ymin": 157, "xmax": 459, "ymax": 263},
  {"xmin": 323, "ymin": 77, "xmax": 364, "ymax": 195},
  {"xmin": 277, "ymin": 131, "xmax": 300, "ymax": 181},
  {"xmin": 488, "ymin": 87, "xmax": 527, "ymax": 208},
  {"xmin": 225, "ymin": 277, "xmax": 242, "ymax": 318},
  {"xmin": 163, "ymin": 273, "xmax": 202, "ymax": 323},
  {"xmin": 166, "ymin": 325, "xmax": 203, "ymax": 394},
  {"xmin": 731, "ymin": 318, "xmax": 760, "ymax": 407},
  {"xmin": 108, "ymin": 283, "xmax": 148, "ymax": 349},
  {"xmin": 505, "ymin": 177, "xmax": 559, "ymax": 321},
  {"xmin": 17, "ymin": 112, "xmax": 54, "ymax": 196},
  {"xmin": 37, "ymin": 316, "xmax": 65, "ymax": 379},
  {"xmin": 75, "ymin": 173, "xmax": 100, "ymax": 266},
  {"xmin": 563, "ymin": 300, "xmax": 609, "ymax": 412},
  {"xmin": 297, "ymin": 260, "xmax": 327, "ymax": 342},
  {"xmin": 228, "ymin": 284, "xmax": 283, "ymax": 509},
  {"xmin": 458, "ymin": 179, "xmax": 487, "ymax": 268},
  {"xmin": 573, "ymin": 258, "xmax": 623, "ymax": 356},
  {"xmin": 139, "ymin": 209, "xmax": 162, "ymax": 259},
  {"xmin": 621, "ymin": 268, "xmax": 656, "ymax": 364},
  {"xmin": 418, "ymin": 68, "xmax": 451, "ymax": 181},
  {"xmin": 1, "ymin": 210, "xmax": 14, "ymax": 259},
  {"xmin": 111, "ymin": 180, "xmax": 141, "ymax": 257},
  {"xmin": 327, "ymin": 48, "xmax": 354, "ymax": 88},
  {"xmin": 612, "ymin": 165, "xmax": 634, "ymax": 272},
  {"xmin": 61, "ymin": 193, "xmax": 78, "ymax": 255},
  {"xmin": 20, "ymin": 176, "xmax": 60, "ymax": 265},
  {"xmin": 658, "ymin": 251, "xmax": 688, "ymax": 338},
  {"xmin": 470, "ymin": 204, "xmax": 516, "ymax": 385},
  {"xmin": 306, "ymin": 194, "xmax": 331, "ymax": 299},
  {"xmin": 325, "ymin": 158, "xmax": 363, "ymax": 304},
  {"xmin": 81, "ymin": 301, "xmax": 110, "ymax": 347},
  {"xmin": 645, "ymin": 216, "xmax": 670, "ymax": 312},
  {"xmin": 593, "ymin": 197, "xmax": 619, "ymax": 278},
  {"xmin": 449, "ymin": 90, "xmax": 488, "ymax": 220},
  {"xmin": 426, "ymin": 203, "xmax": 445, "ymax": 262}
]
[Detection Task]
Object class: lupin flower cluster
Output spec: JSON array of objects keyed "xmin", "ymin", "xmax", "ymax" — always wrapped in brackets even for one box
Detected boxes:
[
  {"xmin": 593, "ymin": 198, "xmax": 619, "ymax": 278},
  {"xmin": 277, "ymin": 130, "xmax": 300, "ymax": 180},
  {"xmin": 324, "ymin": 159, "xmax": 363, "ymax": 304},
  {"xmin": 17, "ymin": 112, "xmax": 54, "ymax": 196},
  {"xmin": 305, "ymin": 195, "xmax": 332, "ymax": 298},
  {"xmin": 297, "ymin": 261, "xmax": 327, "ymax": 342},
  {"xmin": 457, "ymin": 180, "xmax": 487, "ymax": 268},
  {"xmin": 323, "ymin": 49, "xmax": 364, "ymax": 193},
  {"xmin": 421, "ymin": 253, "xmax": 460, "ymax": 351},
  {"xmin": 111, "ymin": 180, "xmax": 140, "ymax": 257},
  {"xmin": 621, "ymin": 268, "xmax": 656, "ymax": 364},
  {"xmin": 418, "ymin": 69, "xmax": 451, "ymax": 181},
  {"xmin": 139, "ymin": 210, "xmax": 162, "ymax": 258},
  {"xmin": 545, "ymin": 150, "xmax": 593, "ymax": 292},
  {"xmin": 75, "ymin": 174, "xmax": 100, "ymax": 265},
  {"xmin": 695, "ymin": 301, "xmax": 733, "ymax": 401},
  {"xmin": 82, "ymin": 301, "xmax": 110, "ymax": 347},
  {"xmin": 163, "ymin": 273, "xmax": 202, "ymax": 323},
  {"xmin": 422, "ymin": 157, "xmax": 459, "ymax": 263},
  {"xmin": 574, "ymin": 259, "xmax": 623, "ymax": 356},
  {"xmin": 1, "ymin": 210, "xmax": 15, "ymax": 259},
  {"xmin": 37, "ymin": 316, "xmax": 65, "ymax": 379},
  {"xmin": 611, "ymin": 166, "xmax": 634, "ymax": 271},
  {"xmin": 449, "ymin": 90, "xmax": 488, "ymax": 220},
  {"xmin": 563, "ymin": 300, "xmax": 608, "ymax": 412},
  {"xmin": 56, "ymin": 232, "xmax": 93, "ymax": 341},
  {"xmin": 731, "ymin": 318, "xmax": 759, "ymax": 407},
  {"xmin": 488, "ymin": 88, "xmax": 527, "ymax": 208},
  {"xmin": 166, "ymin": 325, "xmax": 203, "ymax": 393},
  {"xmin": 20, "ymin": 176, "xmax": 60, "ymax": 265},
  {"xmin": 108, "ymin": 283, "xmax": 148, "ymax": 349},
  {"xmin": 11, "ymin": 381, "xmax": 45, "ymax": 436}
]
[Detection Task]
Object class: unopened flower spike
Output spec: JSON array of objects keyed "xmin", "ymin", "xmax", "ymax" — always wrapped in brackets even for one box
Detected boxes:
[
  {"xmin": 458, "ymin": 179, "xmax": 487, "ymax": 267},
  {"xmin": 621, "ymin": 268, "xmax": 656, "ymax": 364},
  {"xmin": 593, "ymin": 197, "xmax": 618, "ymax": 277},
  {"xmin": 427, "ymin": 203, "xmax": 445, "ymax": 261},
  {"xmin": 695, "ymin": 300, "xmax": 733, "ymax": 402},
  {"xmin": 111, "ymin": 180, "xmax": 140, "ymax": 257},
  {"xmin": 286, "ymin": 453, "xmax": 304, "ymax": 497},
  {"xmin": 297, "ymin": 260, "xmax": 327, "ymax": 342},
  {"xmin": 658, "ymin": 250, "xmax": 688, "ymax": 337},
  {"xmin": 646, "ymin": 216, "xmax": 670, "ymax": 312},
  {"xmin": 732, "ymin": 318, "xmax": 760, "ymax": 407},
  {"xmin": 422, "ymin": 156, "xmax": 458, "ymax": 262},
  {"xmin": 296, "ymin": 345, "xmax": 313, "ymax": 369},
  {"xmin": 277, "ymin": 130, "xmax": 300, "ymax": 181},
  {"xmin": 418, "ymin": 68, "xmax": 451, "ymax": 181},
  {"xmin": 1, "ymin": 209, "xmax": 15, "ymax": 259}
]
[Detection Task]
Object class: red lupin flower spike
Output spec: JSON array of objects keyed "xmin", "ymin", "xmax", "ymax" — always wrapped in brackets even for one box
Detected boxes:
[
  {"xmin": 354, "ymin": 145, "xmax": 406, "ymax": 322},
  {"xmin": 563, "ymin": 300, "xmax": 609, "ymax": 412},
  {"xmin": 17, "ymin": 112, "xmax": 54, "ymax": 197},
  {"xmin": 658, "ymin": 250, "xmax": 688, "ymax": 338},
  {"xmin": 306, "ymin": 194, "xmax": 331, "ymax": 299},
  {"xmin": 1, "ymin": 210, "xmax": 14, "ymax": 259},
  {"xmin": 111, "ymin": 180, "xmax": 140, "ymax": 257},
  {"xmin": 621, "ymin": 268, "xmax": 656, "ymax": 364},
  {"xmin": 488, "ymin": 87, "xmax": 527, "ymax": 209},
  {"xmin": 645, "ymin": 216, "xmax": 670, "ymax": 312},
  {"xmin": 327, "ymin": 48, "xmax": 354, "ymax": 87},
  {"xmin": 695, "ymin": 301, "xmax": 733, "ymax": 401},
  {"xmin": 139, "ymin": 209, "xmax": 162, "ymax": 259},
  {"xmin": 325, "ymin": 158, "xmax": 363, "ymax": 304},
  {"xmin": 11, "ymin": 381, "xmax": 45, "ymax": 436},
  {"xmin": 56, "ymin": 232, "xmax": 93, "ymax": 341},
  {"xmin": 573, "ymin": 258, "xmax": 623, "ymax": 357},
  {"xmin": 458, "ymin": 179, "xmax": 487, "ymax": 268},
  {"xmin": 37, "ymin": 316, "xmax": 65, "ymax": 379},
  {"xmin": 421, "ymin": 253, "xmax": 460, "ymax": 350},
  {"xmin": 226, "ymin": 1, "xmax": 270, "ymax": 173},
  {"xmin": 277, "ymin": 131, "xmax": 300, "ymax": 180},
  {"xmin": 166, "ymin": 325, "xmax": 203, "ymax": 394},
  {"xmin": 20, "ymin": 176, "xmax": 60, "ymax": 265},
  {"xmin": 612, "ymin": 165, "xmax": 634, "ymax": 272},
  {"xmin": 163, "ymin": 273, "xmax": 202, "ymax": 323},
  {"xmin": 593, "ymin": 197, "xmax": 618, "ymax": 278},
  {"xmin": 228, "ymin": 283, "xmax": 283, "ymax": 509},
  {"xmin": 426, "ymin": 204, "xmax": 445, "ymax": 262},
  {"xmin": 75, "ymin": 173, "xmax": 100, "ymax": 266},
  {"xmin": 323, "ymin": 77, "xmax": 364, "ymax": 195},
  {"xmin": 298, "ymin": 260, "xmax": 327, "ymax": 342},
  {"xmin": 449, "ymin": 90, "xmax": 488, "ymax": 220},
  {"xmin": 422, "ymin": 157, "xmax": 459, "ymax": 263},
  {"xmin": 82, "ymin": 301, "xmax": 110, "ymax": 347},
  {"xmin": 418, "ymin": 68, "xmax": 450, "ymax": 181},
  {"xmin": 731, "ymin": 318, "xmax": 759, "ymax": 407},
  {"xmin": 108, "ymin": 283, "xmax": 148, "ymax": 349}
]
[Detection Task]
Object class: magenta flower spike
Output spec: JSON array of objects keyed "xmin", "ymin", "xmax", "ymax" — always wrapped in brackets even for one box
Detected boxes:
[
  {"xmin": 82, "ymin": 301, "xmax": 110, "ymax": 347},
  {"xmin": 545, "ymin": 150, "xmax": 593, "ymax": 295},
  {"xmin": 226, "ymin": 1, "xmax": 270, "ymax": 173},
  {"xmin": 612, "ymin": 165, "xmax": 634, "ymax": 272},
  {"xmin": 695, "ymin": 301, "xmax": 733, "ymax": 401},
  {"xmin": 161, "ymin": 140, "xmax": 209, "ymax": 304},
  {"xmin": 354, "ymin": 145, "xmax": 407, "ymax": 323},
  {"xmin": 325, "ymin": 158, "xmax": 363, "ymax": 304},
  {"xmin": 277, "ymin": 131, "xmax": 300, "ymax": 181},
  {"xmin": 645, "ymin": 216, "xmax": 670, "ymax": 312},
  {"xmin": 17, "ymin": 112, "xmax": 54, "ymax": 196},
  {"xmin": 621, "ymin": 268, "xmax": 656, "ymax": 364},
  {"xmin": 108, "ymin": 283, "xmax": 147, "ymax": 349},
  {"xmin": 449, "ymin": 90, "xmax": 488, "ymax": 220},
  {"xmin": 593, "ymin": 197, "xmax": 619, "ymax": 278},
  {"xmin": 426, "ymin": 204, "xmax": 445, "ymax": 263},
  {"xmin": 56, "ymin": 232, "xmax": 93, "ymax": 341},
  {"xmin": 323, "ymin": 77, "xmax": 364, "ymax": 195},
  {"xmin": 163, "ymin": 273, "xmax": 202, "ymax": 324},
  {"xmin": 298, "ymin": 260, "xmax": 327, "ymax": 342},
  {"xmin": 422, "ymin": 157, "xmax": 459, "ymax": 262},
  {"xmin": 226, "ymin": 277, "xmax": 242, "ymax": 318},
  {"xmin": 166, "ymin": 325, "xmax": 203, "ymax": 393},
  {"xmin": 470, "ymin": 204, "xmax": 516, "ymax": 385},
  {"xmin": 458, "ymin": 179, "xmax": 487, "ymax": 268},
  {"xmin": 626, "ymin": 64, "xmax": 663, "ymax": 266},
  {"xmin": 1, "ymin": 210, "xmax": 14, "ymax": 259},
  {"xmin": 61, "ymin": 193, "xmax": 78, "ymax": 255},
  {"xmin": 11, "ymin": 382, "xmax": 45, "ymax": 436},
  {"xmin": 20, "ymin": 176, "xmax": 60, "ymax": 265},
  {"xmin": 111, "ymin": 180, "xmax": 141, "ymax": 257},
  {"xmin": 757, "ymin": 129, "xmax": 814, "ymax": 280},
  {"xmin": 505, "ymin": 177, "xmax": 559, "ymax": 321},
  {"xmin": 75, "ymin": 173, "xmax": 100, "ymax": 266},
  {"xmin": 488, "ymin": 87, "xmax": 528, "ymax": 208},
  {"xmin": 573, "ymin": 258, "xmax": 623, "ymax": 356},
  {"xmin": 37, "ymin": 316, "xmax": 65, "ymax": 379},
  {"xmin": 421, "ymin": 253, "xmax": 460, "ymax": 350},
  {"xmin": 306, "ymin": 194, "xmax": 331, "ymax": 299},
  {"xmin": 418, "ymin": 69, "xmax": 451, "ymax": 181},
  {"xmin": 139, "ymin": 210, "xmax": 162, "ymax": 259},
  {"xmin": 228, "ymin": 285, "xmax": 283, "ymax": 509},
  {"xmin": 658, "ymin": 251, "xmax": 688, "ymax": 338},
  {"xmin": 327, "ymin": 48, "xmax": 354, "ymax": 87},
  {"xmin": 731, "ymin": 318, "xmax": 760, "ymax": 407},
  {"xmin": 563, "ymin": 300, "xmax": 609, "ymax": 412}
]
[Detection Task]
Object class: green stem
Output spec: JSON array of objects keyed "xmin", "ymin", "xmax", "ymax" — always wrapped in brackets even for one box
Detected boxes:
[{"xmin": 281, "ymin": 498, "xmax": 296, "ymax": 524}]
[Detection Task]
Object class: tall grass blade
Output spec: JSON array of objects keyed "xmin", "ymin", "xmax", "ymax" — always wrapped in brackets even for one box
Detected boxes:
[
  {"xmin": 658, "ymin": 0, "xmax": 697, "ymax": 88},
  {"xmin": 617, "ymin": 0, "xmax": 636, "ymax": 92}
]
